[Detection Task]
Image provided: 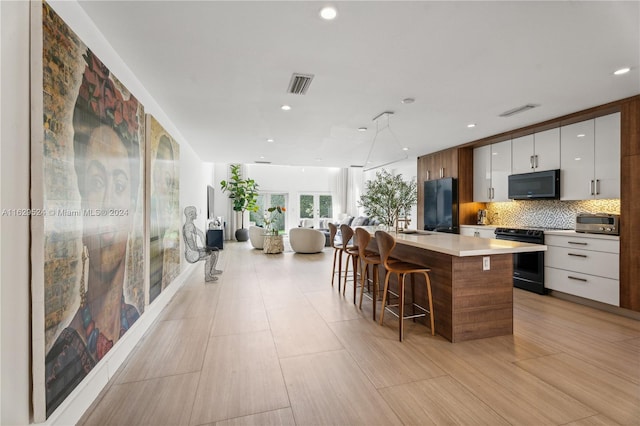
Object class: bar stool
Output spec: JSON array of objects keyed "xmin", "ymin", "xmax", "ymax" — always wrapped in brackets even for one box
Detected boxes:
[
  {"xmin": 376, "ymin": 230, "xmax": 435, "ymax": 341},
  {"xmin": 340, "ymin": 224, "xmax": 360, "ymax": 304},
  {"xmin": 328, "ymin": 223, "xmax": 345, "ymax": 292},
  {"xmin": 355, "ymin": 228, "xmax": 384, "ymax": 320}
]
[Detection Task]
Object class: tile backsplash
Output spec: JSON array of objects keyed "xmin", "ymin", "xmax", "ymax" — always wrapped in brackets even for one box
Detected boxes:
[{"xmin": 486, "ymin": 199, "xmax": 620, "ymax": 229}]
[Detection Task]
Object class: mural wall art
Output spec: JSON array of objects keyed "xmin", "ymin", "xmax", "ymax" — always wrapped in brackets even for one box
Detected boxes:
[
  {"xmin": 31, "ymin": 2, "xmax": 145, "ymax": 419},
  {"xmin": 147, "ymin": 115, "xmax": 181, "ymax": 303}
]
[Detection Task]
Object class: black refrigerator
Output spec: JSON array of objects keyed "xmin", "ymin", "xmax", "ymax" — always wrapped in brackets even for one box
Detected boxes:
[{"xmin": 424, "ymin": 177, "xmax": 458, "ymax": 233}]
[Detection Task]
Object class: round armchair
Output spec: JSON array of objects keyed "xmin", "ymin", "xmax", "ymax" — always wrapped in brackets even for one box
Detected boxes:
[
  {"xmin": 289, "ymin": 227, "xmax": 325, "ymax": 254},
  {"xmin": 249, "ymin": 226, "xmax": 265, "ymax": 249}
]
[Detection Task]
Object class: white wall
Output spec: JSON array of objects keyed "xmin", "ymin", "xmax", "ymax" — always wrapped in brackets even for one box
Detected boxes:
[
  {"xmin": 1, "ymin": 2, "xmax": 31, "ymax": 424},
  {"xmin": 246, "ymin": 164, "xmax": 340, "ymax": 230},
  {"xmin": 0, "ymin": 1, "xmax": 210, "ymax": 424}
]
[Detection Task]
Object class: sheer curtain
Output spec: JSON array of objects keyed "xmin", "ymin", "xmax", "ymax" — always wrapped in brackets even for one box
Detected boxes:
[
  {"xmin": 347, "ymin": 167, "xmax": 364, "ymax": 217},
  {"xmin": 333, "ymin": 168, "xmax": 348, "ymax": 218}
]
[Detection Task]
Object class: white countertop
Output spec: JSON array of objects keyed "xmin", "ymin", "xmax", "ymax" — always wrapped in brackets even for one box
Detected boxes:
[{"xmin": 362, "ymin": 227, "xmax": 546, "ymax": 257}]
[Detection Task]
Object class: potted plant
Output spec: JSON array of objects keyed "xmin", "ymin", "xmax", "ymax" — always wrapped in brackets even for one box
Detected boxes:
[
  {"xmin": 220, "ymin": 164, "xmax": 259, "ymax": 241},
  {"xmin": 262, "ymin": 205, "xmax": 286, "ymax": 254},
  {"xmin": 358, "ymin": 169, "xmax": 417, "ymax": 230}
]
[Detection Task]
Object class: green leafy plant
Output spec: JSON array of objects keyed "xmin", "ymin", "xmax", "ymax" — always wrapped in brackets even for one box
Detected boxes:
[
  {"xmin": 220, "ymin": 164, "xmax": 260, "ymax": 229},
  {"xmin": 358, "ymin": 170, "xmax": 417, "ymax": 228},
  {"xmin": 263, "ymin": 206, "xmax": 286, "ymax": 235}
]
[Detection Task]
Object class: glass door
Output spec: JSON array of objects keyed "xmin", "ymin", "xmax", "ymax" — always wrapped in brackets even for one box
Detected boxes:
[
  {"xmin": 299, "ymin": 193, "xmax": 333, "ymax": 228},
  {"xmin": 250, "ymin": 192, "xmax": 288, "ymax": 234}
]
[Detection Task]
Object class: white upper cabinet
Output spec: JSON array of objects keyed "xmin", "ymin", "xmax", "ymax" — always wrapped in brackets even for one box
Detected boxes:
[
  {"xmin": 473, "ymin": 140, "xmax": 511, "ymax": 202},
  {"xmin": 594, "ymin": 113, "xmax": 620, "ymax": 199},
  {"xmin": 473, "ymin": 145, "xmax": 491, "ymax": 202},
  {"xmin": 533, "ymin": 128, "xmax": 561, "ymax": 172},
  {"xmin": 561, "ymin": 113, "xmax": 620, "ymax": 200},
  {"xmin": 491, "ymin": 140, "xmax": 512, "ymax": 201},
  {"xmin": 561, "ymin": 120, "xmax": 595, "ymax": 200},
  {"xmin": 512, "ymin": 129, "xmax": 560, "ymax": 175},
  {"xmin": 511, "ymin": 134, "xmax": 535, "ymax": 175}
]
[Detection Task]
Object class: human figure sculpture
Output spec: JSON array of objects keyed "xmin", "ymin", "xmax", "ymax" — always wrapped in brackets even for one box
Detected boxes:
[{"xmin": 183, "ymin": 206, "xmax": 221, "ymax": 282}]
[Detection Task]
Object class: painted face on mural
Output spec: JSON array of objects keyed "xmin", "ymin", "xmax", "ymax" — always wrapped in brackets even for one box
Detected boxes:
[
  {"xmin": 81, "ymin": 125, "xmax": 133, "ymax": 279},
  {"xmin": 153, "ymin": 136, "xmax": 175, "ymax": 227}
]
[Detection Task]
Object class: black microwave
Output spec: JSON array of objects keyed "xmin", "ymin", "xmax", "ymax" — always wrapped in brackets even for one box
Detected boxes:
[{"xmin": 508, "ymin": 169, "xmax": 560, "ymax": 200}]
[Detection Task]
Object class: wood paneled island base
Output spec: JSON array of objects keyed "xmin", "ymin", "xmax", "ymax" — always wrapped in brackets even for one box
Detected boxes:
[{"xmin": 386, "ymin": 243, "xmax": 513, "ymax": 343}]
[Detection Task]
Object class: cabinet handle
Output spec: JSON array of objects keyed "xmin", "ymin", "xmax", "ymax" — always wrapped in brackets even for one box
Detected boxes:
[
  {"xmin": 568, "ymin": 253, "xmax": 588, "ymax": 258},
  {"xmin": 590, "ymin": 180, "xmax": 595, "ymax": 195},
  {"xmin": 491, "ymin": 187, "xmax": 495, "ymax": 199},
  {"xmin": 530, "ymin": 155, "xmax": 534, "ymax": 169},
  {"xmin": 487, "ymin": 188, "xmax": 491, "ymax": 199},
  {"xmin": 568, "ymin": 275, "xmax": 588, "ymax": 282},
  {"xmin": 568, "ymin": 241, "xmax": 588, "ymax": 245},
  {"xmin": 595, "ymin": 179, "xmax": 600, "ymax": 195},
  {"xmin": 440, "ymin": 168, "xmax": 444, "ymax": 178},
  {"xmin": 427, "ymin": 170, "xmax": 430, "ymax": 180},
  {"xmin": 534, "ymin": 155, "xmax": 539, "ymax": 168}
]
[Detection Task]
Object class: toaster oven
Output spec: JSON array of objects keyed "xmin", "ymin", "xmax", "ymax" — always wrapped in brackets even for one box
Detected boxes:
[{"xmin": 575, "ymin": 213, "xmax": 619, "ymax": 235}]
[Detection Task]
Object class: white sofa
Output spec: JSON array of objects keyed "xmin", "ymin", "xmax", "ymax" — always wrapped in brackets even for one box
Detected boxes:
[
  {"xmin": 249, "ymin": 226, "xmax": 265, "ymax": 249},
  {"xmin": 289, "ymin": 227, "xmax": 325, "ymax": 254}
]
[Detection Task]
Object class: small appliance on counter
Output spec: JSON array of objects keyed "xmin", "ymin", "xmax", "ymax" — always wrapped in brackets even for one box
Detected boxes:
[
  {"xmin": 575, "ymin": 213, "xmax": 620, "ymax": 235},
  {"xmin": 477, "ymin": 209, "xmax": 488, "ymax": 225}
]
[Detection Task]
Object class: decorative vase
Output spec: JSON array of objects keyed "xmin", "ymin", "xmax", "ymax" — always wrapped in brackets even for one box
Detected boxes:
[
  {"xmin": 235, "ymin": 228, "xmax": 249, "ymax": 242},
  {"xmin": 263, "ymin": 235, "xmax": 284, "ymax": 254}
]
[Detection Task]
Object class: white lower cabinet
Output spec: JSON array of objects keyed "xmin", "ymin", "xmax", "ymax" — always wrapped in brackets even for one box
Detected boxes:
[
  {"xmin": 544, "ymin": 233, "xmax": 620, "ymax": 306},
  {"xmin": 544, "ymin": 267, "xmax": 619, "ymax": 306}
]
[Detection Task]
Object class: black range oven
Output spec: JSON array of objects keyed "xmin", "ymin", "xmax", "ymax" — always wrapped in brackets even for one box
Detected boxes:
[{"xmin": 494, "ymin": 228, "xmax": 545, "ymax": 294}]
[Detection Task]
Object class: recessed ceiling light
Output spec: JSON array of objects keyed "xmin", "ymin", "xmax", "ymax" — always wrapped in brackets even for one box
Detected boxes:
[
  {"xmin": 401, "ymin": 97, "xmax": 415, "ymax": 104},
  {"xmin": 260, "ymin": 156, "xmax": 265, "ymax": 159},
  {"xmin": 266, "ymin": 138, "xmax": 274, "ymax": 143},
  {"xmin": 614, "ymin": 67, "xmax": 631, "ymax": 75},
  {"xmin": 281, "ymin": 105, "xmax": 291, "ymax": 111},
  {"xmin": 358, "ymin": 127, "xmax": 367, "ymax": 132},
  {"xmin": 577, "ymin": 134, "xmax": 585, "ymax": 138},
  {"xmin": 402, "ymin": 147, "xmax": 409, "ymax": 151},
  {"xmin": 467, "ymin": 123, "xmax": 476, "ymax": 128},
  {"xmin": 574, "ymin": 157, "xmax": 582, "ymax": 161},
  {"xmin": 320, "ymin": 6, "xmax": 337, "ymax": 20}
]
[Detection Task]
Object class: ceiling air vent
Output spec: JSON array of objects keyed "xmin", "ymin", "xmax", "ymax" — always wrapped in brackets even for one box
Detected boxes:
[
  {"xmin": 287, "ymin": 73, "xmax": 314, "ymax": 95},
  {"xmin": 349, "ymin": 164, "xmax": 364, "ymax": 168},
  {"xmin": 499, "ymin": 104, "xmax": 540, "ymax": 117},
  {"xmin": 254, "ymin": 160, "xmax": 272, "ymax": 164}
]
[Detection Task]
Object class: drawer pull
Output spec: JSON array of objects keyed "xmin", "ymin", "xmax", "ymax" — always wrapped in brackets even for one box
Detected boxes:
[
  {"xmin": 568, "ymin": 241, "xmax": 588, "ymax": 245},
  {"xmin": 568, "ymin": 253, "xmax": 588, "ymax": 258},
  {"xmin": 568, "ymin": 276, "xmax": 588, "ymax": 282}
]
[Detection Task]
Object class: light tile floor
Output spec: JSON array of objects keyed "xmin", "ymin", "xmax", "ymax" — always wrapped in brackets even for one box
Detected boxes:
[{"xmin": 80, "ymin": 241, "xmax": 640, "ymax": 425}]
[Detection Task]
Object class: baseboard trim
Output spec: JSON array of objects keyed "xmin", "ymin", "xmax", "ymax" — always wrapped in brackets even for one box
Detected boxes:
[{"xmin": 548, "ymin": 289, "xmax": 640, "ymax": 321}]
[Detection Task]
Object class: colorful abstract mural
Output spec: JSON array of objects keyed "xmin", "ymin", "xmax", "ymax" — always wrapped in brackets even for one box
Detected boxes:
[
  {"xmin": 148, "ymin": 115, "xmax": 181, "ymax": 303},
  {"xmin": 33, "ymin": 2, "xmax": 145, "ymax": 418}
]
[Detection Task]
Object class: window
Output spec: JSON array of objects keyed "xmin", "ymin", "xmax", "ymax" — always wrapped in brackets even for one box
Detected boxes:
[{"xmin": 299, "ymin": 193, "xmax": 333, "ymax": 227}]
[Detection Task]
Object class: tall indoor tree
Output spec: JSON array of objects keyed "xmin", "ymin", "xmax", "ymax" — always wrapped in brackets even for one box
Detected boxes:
[
  {"xmin": 358, "ymin": 169, "xmax": 417, "ymax": 229},
  {"xmin": 220, "ymin": 164, "xmax": 259, "ymax": 241}
]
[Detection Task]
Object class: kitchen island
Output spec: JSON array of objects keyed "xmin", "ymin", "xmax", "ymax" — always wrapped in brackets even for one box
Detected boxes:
[{"xmin": 361, "ymin": 228, "xmax": 546, "ymax": 342}]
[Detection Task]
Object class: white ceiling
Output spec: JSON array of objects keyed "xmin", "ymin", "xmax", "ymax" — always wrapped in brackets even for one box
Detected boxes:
[{"xmin": 76, "ymin": 1, "xmax": 640, "ymax": 169}]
